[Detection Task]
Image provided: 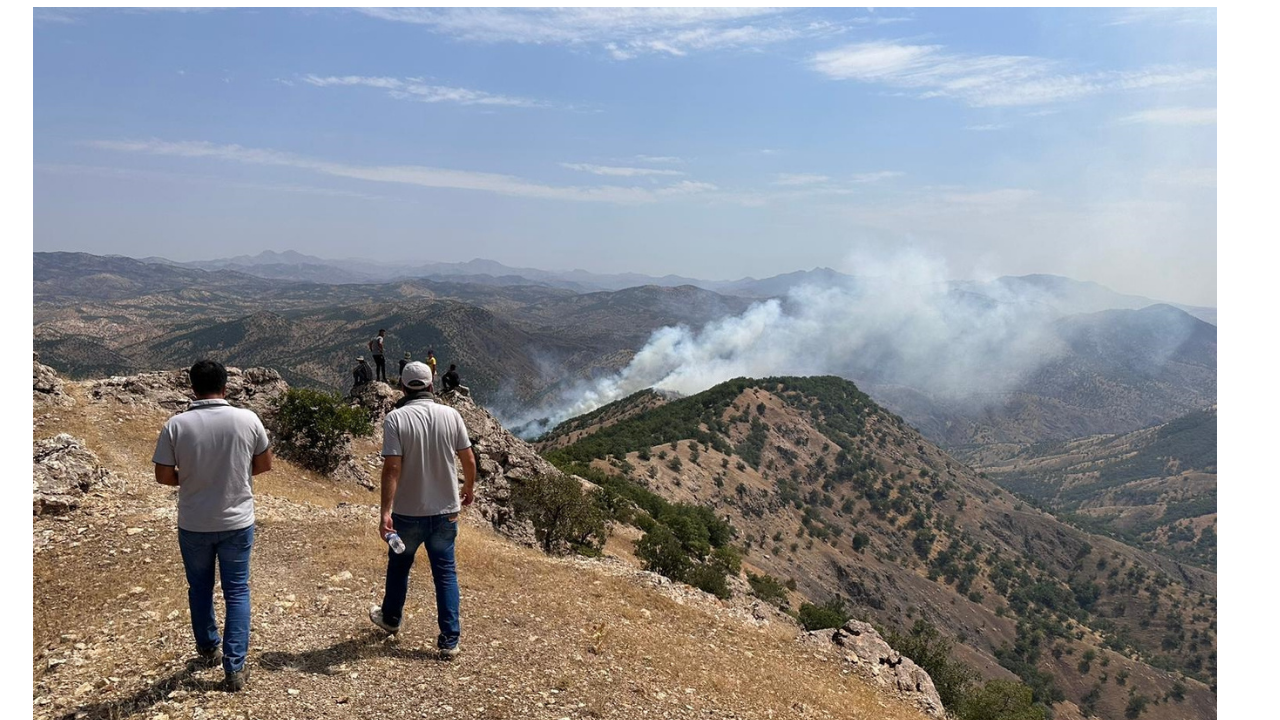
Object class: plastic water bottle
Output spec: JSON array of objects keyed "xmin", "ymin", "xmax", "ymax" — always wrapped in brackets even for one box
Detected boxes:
[{"xmin": 386, "ymin": 532, "xmax": 406, "ymax": 554}]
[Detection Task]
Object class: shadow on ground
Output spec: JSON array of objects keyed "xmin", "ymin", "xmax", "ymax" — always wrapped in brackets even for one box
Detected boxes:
[
  {"xmin": 56, "ymin": 658, "xmax": 224, "ymax": 720},
  {"xmin": 258, "ymin": 630, "xmax": 441, "ymax": 675}
]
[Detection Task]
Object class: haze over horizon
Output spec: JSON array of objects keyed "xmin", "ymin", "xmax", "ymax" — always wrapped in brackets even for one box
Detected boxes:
[{"xmin": 35, "ymin": 7, "xmax": 1216, "ymax": 305}]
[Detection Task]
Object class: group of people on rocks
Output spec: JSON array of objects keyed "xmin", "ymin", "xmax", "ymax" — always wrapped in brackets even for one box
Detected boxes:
[
  {"xmin": 353, "ymin": 328, "xmax": 463, "ymax": 395},
  {"xmin": 153, "ymin": 358, "xmax": 476, "ymax": 690}
]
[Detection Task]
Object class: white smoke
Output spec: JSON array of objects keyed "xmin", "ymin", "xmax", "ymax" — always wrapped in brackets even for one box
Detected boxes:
[{"xmin": 508, "ymin": 248, "xmax": 1070, "ymax": 438}]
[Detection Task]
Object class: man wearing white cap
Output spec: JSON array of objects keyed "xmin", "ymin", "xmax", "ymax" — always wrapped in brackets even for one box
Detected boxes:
[{"xmin": 369, "ymin": 361, "xmax": 476, "ymax": 659}]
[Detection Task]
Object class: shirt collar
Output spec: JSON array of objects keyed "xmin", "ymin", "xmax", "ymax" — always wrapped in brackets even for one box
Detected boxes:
[{"xmin": 188, "ymin": 398, "xmax": 230, "ymax": 409}]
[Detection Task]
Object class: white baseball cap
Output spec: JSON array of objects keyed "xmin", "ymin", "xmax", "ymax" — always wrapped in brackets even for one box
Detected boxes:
[{"xmin": 400, "ymin": 361, "xmax": 434, "ymax": 390}]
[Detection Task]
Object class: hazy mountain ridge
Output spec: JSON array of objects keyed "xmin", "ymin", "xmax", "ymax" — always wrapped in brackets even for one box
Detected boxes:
[
  {"xmin": 540, "ymin": 376, "xmax": 1216, "ymax": 719},
  {"xmin": 972, "ymin": 408, "xmax": 1217, "ymax": 571}
]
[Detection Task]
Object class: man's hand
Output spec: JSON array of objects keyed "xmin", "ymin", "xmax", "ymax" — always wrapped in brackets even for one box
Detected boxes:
[
  {"xmin": 461, "ymin": 483, "xmax": 475, "ymax": 507},
  {"xmin": 380, "ymin": 511, "xmax": 395, "ymax": 540},
  {"xmin": 457, "ymin": 447, "xmax": 477, "ymax": 507}
]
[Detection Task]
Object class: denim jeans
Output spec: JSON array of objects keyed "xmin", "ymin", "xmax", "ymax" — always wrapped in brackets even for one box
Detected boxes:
[
  {"xmin": 177, "ymin": 525, "xmax": 254, "ymax": 673},
  {"xmin": 381, "ymin": 513, "xmax": 460, "ymax": 648}
]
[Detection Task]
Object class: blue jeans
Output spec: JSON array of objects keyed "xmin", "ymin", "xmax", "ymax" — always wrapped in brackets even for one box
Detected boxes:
[
  {"xmin": 381, "ymin": 513, "xmax": 460, "ymax": 648},
  {"xmin": 177, "ymin": 525, "xmax": 254, "ymax": 673}
]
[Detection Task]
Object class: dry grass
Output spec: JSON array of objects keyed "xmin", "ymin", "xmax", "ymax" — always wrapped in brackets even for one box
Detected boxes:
[{"xmin": 33, "ymin": 389, "xmax": 934, "ymax": 720}]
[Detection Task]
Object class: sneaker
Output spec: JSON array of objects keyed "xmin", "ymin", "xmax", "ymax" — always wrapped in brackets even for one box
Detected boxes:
[
  {"xmin": 369, "ymin": 606, "xmax": 401, "ymax": 634},
  {"xmin": 196, "ymin": 645, "xmax": 223, "ymax": 668},
  {"xmin": 438, "ymin": 644, "xmax": 461, "ymax": 660},
  {"xmin": 225, "ymin": 665, "xmax": 250, "ymax": 692}
]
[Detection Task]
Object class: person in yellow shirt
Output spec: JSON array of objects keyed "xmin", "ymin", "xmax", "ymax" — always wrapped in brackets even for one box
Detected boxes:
[{"xmin": 425, "ymin": 349, "xmax": 438, "ymax": 386}]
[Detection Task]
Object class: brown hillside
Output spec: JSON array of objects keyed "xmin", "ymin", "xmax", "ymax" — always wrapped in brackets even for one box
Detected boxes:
[
  {"xmin": 545, "ymin": 378, "xmax": 1216, "ymax": 720},
  {"xmin": 32, "ymin": 374, "xmax": 933, "ymax": 720}
]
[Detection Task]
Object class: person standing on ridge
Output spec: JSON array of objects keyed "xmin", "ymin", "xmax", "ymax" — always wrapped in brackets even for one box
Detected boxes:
[
  {"xmin": 369, "ymin": 329, "xmax": 388, "ymax": 383},
  {"xmin": 369, "ymin": 361, "xmax": 476, "ymax": 660},
  {"xmin": 152, "ymin": 359, "xmax": 272, "ymax": 691},
  {"xmin": 399, "ymin": 351, "xmax": 411, "ymax": 379},
  {"xmin": 425, "ymin": 348, "xmax": 438, "ymax": 387}
]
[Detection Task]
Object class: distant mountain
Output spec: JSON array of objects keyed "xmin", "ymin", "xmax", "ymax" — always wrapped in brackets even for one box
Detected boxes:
[
  {"xmin": 974, "ymin": 407, "xmax": 1216, "ymax": 570},
  {"xmin": 953, "ymin": 274, "xmax": 1216, "ymax": 326},
  {"xmin": 538, "ymin": 376, "xmax": 1216, "ymax": 718},
  {"xmin": 878, "ymin": 304, "xmax": 1217, "ymax": 447},
  {"xmin": 710, "ymin": 267, "xmax": 857, "ymax": 298}
]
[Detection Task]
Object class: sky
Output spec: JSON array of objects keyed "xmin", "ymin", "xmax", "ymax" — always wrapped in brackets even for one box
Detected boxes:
[{"xmin": 33, "ymin": 7, "xmax": 1217, "ymax": 306}]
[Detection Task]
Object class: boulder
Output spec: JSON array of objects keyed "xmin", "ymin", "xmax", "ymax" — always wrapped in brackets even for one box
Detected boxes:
[
  {"xmin": 807, "ymin": 620, "xmax": 944, "ymax": 717},
  {"xmin": 348, "ymin": 381, "xmax": 400, "ymax": 425},
  {"xmin": 88, "ymin": 366, "xmax": 287, "ymax": 417},
  {"xmin": 33, "ymin": 434, "xmax": 114, "ymax": 515},
  {"xmin": 33, "ymin": 353, "xmax": 74, "ymax": 407}
]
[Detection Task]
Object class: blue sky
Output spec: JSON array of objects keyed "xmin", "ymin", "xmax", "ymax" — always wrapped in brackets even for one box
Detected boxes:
[{"xmin": 33, "ymin": 7, "xmax": 1217, "ymax": 305}]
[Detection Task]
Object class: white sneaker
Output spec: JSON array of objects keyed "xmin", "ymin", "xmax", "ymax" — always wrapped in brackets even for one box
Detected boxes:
[
  {"xmin": 369, "ymin": 606, "xmax": 401, "ymax": 634},
  {"xmin": 438, "ymin": 644, "xmax": 461, "ymax": 660}
]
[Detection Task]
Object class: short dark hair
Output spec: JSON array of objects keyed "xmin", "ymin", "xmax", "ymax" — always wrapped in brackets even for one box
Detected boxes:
[
  {"xmin": 449, "ymin": 364, "xmax": 456, "ymax": 371},
  {"xmin": 379, "ymin": 328, "xmax": 386, "ymax": 333},
  {"xmin": 190, "ymin": 359, "xmax": 228, "ymax": 396}
]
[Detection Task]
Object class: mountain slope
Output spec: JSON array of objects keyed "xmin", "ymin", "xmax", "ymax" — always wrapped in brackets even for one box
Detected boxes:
[
  {"xmin": 32, "ymin": 371, "xmax": 934, "ymax": 720},
  {"xmin": 973, "ymin": 408, "xmax": 1216, "ymax": 571},
  {"xmin": 540, "ymin": 377, "xmax": 1216, "ymax": 720}
]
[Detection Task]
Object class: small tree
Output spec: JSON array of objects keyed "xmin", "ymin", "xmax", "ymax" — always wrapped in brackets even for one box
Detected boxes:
[
  {"xmin": 636, "ymin": 525, "xmax": 691, "ymax": 580},
  {"xmin": 510, "ymin": 474, "xmax": 609, "ymax": 555},
  {"xmin": 797, "ymin": 598, "xmax": 849, "ymax": 631},
  {"xmin": 887, "ymin": 620, "xmax": 975, "ymax": 711},
  {"xmin": 959, "ymin": 681, "xmax": 1045, "ymax": 720},
  {"xmin": 272, "ymin": 388, "xmax": 372, "ymax": 474}
]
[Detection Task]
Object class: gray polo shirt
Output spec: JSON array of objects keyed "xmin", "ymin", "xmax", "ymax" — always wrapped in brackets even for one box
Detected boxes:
[
  {"xmin": 152, "ymin": 399, "xmax": 270, "ymax": 532},
  {"xmin": 382, "ymin": 398, "xmax": 471, "ymax": 517}
]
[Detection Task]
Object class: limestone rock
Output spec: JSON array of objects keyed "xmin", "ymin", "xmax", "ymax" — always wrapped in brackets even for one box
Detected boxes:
[
  {"xmin": 348, "ymin": 381, "xmax": 400, "ymax": 425},
  {"xmin": 807, "ymin": 620, "xmax": 944, "ymax": 717},
  {"xmin": 88, "ymin": 366, "xmax": 287, "ymax": 418},
  {"xmin": 33, "ymin": 353, "xmax": 74, "ymax": 407},
  {"xmin": 33, "ymin": 434, "xmax": 115, "ymax": 515}
]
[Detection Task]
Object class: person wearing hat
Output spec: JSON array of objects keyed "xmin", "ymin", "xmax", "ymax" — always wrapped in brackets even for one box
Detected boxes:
[
  {"xmin": 369, "ymin": 361, "xmax": 476, "ymax": 659},
  {"xmin": 352, "ymin": 356, "xmax": 373, "ymax": 389},
  {"xmin": 398, "ymin": 351, "xmax": 411, "ymax": 379}
]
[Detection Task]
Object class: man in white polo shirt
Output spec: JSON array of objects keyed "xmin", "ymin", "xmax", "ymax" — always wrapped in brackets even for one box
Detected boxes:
[
  {"xmin": 152, "ymin": 360, "xmax": 272, "ymax": 690},
  {"xmin": 369, "ymin": 361, "xmax": 476, "ymax": 659}
]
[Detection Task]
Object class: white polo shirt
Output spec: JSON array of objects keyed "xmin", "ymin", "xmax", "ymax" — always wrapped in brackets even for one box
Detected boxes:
[
  {"xmin": 382, "ymin": 398, "xmax": 472, "ymax": 517},
  {"xmin": 153, "ymin": 399, "xmax": 270, "ymax": 532}
]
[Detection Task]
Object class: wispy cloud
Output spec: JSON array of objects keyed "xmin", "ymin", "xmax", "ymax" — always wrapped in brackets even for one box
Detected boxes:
[
  {"xmin": 634, "ymin": 155, "xmax": 684, "ymax": 164},
  {"xmin": 942, "ymin": 188, "xmax": 1038, "ymax": 205},
  {"xmin": 354, "ymin": 7, "xmax": 864, "ymax": 59},
  {"xmin": 809, "ymin": 40, "xmax": 1214, "ymax": 107},
  {"xmin": 1147, "ymin": 167, "xmax": 1216, "ymax": 188},
  {"xmin": 851, "ymin": 170, "xmax": 905, "ymax": 183},
  {"xmin": 965, "ymin": 124, "xmax": 1007, "ymax": 132},
  {"xmin": 773, "ymin": 173, "xmax": 830, "ymax": 186},
  {"xmin": 561, "ymin": 163, "xmax": 685, "ymax": 177},
  {"xmin": 301, "ymin": 75, "xmax": 546, "ymax": 108},
  {"xmin": 36, "ymin": 163, "xmax": 392, "ymax": 202},
  {"xmin": 1117, "ymin": 107, "xmax": 1216, "ymax": 126},
  {"xmin": 85, "ymin": 139, "xmax": 716, "ymax": 204},
  {"xmin": 1105, "ymin": 8, "xmax": 1216, "ymax": 27}
]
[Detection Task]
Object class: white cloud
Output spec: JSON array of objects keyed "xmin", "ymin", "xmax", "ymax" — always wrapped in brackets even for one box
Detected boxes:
[
  {"xmin": 942, "ymin": 189, "xmax": 1038, "ymax": 205},
  {"xmin": 965, "ymin": 124, "xmax": 1007, "ymax": 131},
  {"xmin": 773, "ymin": 173, "xmax": 830, "ymax": 186},
  {"xmin": 809, "ymin": 40, "xmax": 1214, "ymax": 107},
  {"xmin": 1117, "ymin": 107, "xmax": 1216, "ymax": 126},
  {"xmin": 355, "ymin": 7, "xmax": 859, "ymax": 59},
  {"xmin": 302, "ymin": 75, "xmax": 545, "ymax": 108},
  {"xmin": 1105, "ymin": 8, "xmax": 1216, "ymax": 27},
  {"xmin": 851, "ymin": 170, "xmax": 905, "ymax": 183},
  {"xmin": 1147, "ymin": 168, "xmax": 1216, "ymax": 188},
  {"xmin": 86, "ymin": 139, "xmax": 716, "ymax": 204},
  {"xmin": 634, "ymin": 155, "xmax": 684, "ymax": 164},
  {"xmin": 561, "ymin": 163, "xmax": 685, "ymax": 177}
]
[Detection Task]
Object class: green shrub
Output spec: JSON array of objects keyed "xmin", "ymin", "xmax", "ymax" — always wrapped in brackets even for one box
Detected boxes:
[
  {"xmin": 272, "ymin": 388, "xmax": 372, "ymax": 474},
  {"xmin": 797, "ymin": 598, "xmax": 849, "ymax": 631},
  {"xmin": 510, "ymin": 474, "xmax": 609, "ymax": 555},
  {"xmin": 959, "ymin": 680, "xmax": 1045, "ymax": 720},
  {"xmin": 887, "ymin": 620, "xmax": 975, "ymax": 711},
  {"xmin": 747, "ymin": 572, "xmax": 789, "ymax": 605}
]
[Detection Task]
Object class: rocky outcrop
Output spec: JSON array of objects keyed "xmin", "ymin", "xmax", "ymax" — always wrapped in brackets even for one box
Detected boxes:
[
  {"xmin": 33, "ymin": 434, "xmax": 115, "ymax": 515},
  {"xmin": 805, "ymin": 620, "xmax": 944, "ymax": 717},
  {"xmin": 348, "ymin": 381, "xmax": 400, "ymax": 425},
  {"xmin": 33, "ymin": 353, "xmax": 74, "ymax": 407},
  {"xmin": 442, "ymin": 393, "xmax": 560, "ymax": 547},
  {"xmin": 88, "ymin": 366, "xmax": 287, "ymax": 417}
]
